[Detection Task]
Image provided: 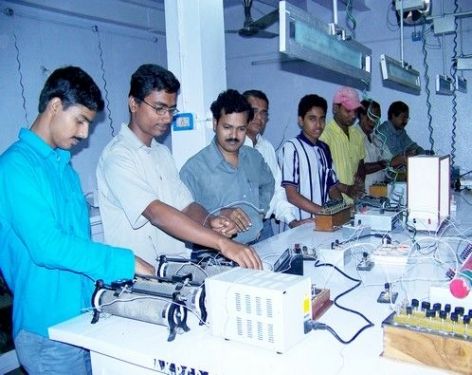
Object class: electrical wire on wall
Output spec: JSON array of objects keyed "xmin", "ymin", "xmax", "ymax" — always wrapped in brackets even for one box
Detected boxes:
[
  {"xmin": 3, "ymin": 8, "xmax": 29, "ymax": 126},
  {"xmin": 343, "ymin": 0, "xmax": 356, "ymax": 34},
  {"xmin": 450, "ymin": 0, "xmax": 459, "ymax": 168},
  {"xmin": 93, "ymin": 25, "xmax": 115, "ymax": 137},
  {"xmin": 421, "ymin": 21, "xmax": 434, "ymax": 152}
]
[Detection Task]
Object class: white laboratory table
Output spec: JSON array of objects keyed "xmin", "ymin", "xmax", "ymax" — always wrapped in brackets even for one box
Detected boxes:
[{"xmin": 49, "ymin": 211, "xmax": 470, "ymax": 375}]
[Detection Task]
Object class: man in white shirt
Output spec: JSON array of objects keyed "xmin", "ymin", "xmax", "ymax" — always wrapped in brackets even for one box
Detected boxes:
[
  {"xmin": 357, "ymin": 99, "xmax": 404, "ymax": 190},
  {"xmin": 97, "ymin": 64, "xmax": 262, "ymax": 269},
  {"xmin": 242, "ymin": 90, "xmax": 304, "ymax": 239},
  {"xmin": 356, "ymin": 100, "xmax": 388, "ymax": 190}
]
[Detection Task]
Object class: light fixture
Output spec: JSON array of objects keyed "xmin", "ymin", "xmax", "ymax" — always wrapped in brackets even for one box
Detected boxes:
[
  {"xmin": 380, "ymin": 1, "xmax": 422, "ymax": 94},
  {"xmin": 380, "ymin": 54, "xmax": 421, "ymax": 94},
  {"xmin": 457, "ymin": 56, "xmax": 472, "ymax": 70},
  {"xmin": 456, "ymin": 76, "xmax": 467, "ymax": 93},
  {"xmin": 279, "ymin": 1, "xmax": 371, "ymax": 86},
  {"xmin": 435, "ymin": 74, "xmax": 454, "ymax": 95},
  {"xmin": 395, "ymin": 0, "xmax": 429, "ymax": 13}
]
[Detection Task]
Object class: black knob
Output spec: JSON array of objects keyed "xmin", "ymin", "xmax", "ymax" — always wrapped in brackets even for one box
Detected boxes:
[
  {"xmin": 421, "ymin": 301, "xmax": 430, "ymax": 311},
  {"xmin": 454, "ymin": 306, "xmax": 465, "ymax": 316},
  {"xmin": 432, "ymin": 303, "xmax": 441, "ymax": 311},
  {"xmin": 451, "ymin": 312, "xmax": 458, "ymax": 322},
  {"xmin": 411, "ymin": 299, "xmax": 419, "ymax": 308},
  {"xmin": 426, "ymin": 309, "xmax": 436, "ymax": 318},
  {"xmin": 444, "ymin": 304, "xmax": 451, "ymax": 313}
]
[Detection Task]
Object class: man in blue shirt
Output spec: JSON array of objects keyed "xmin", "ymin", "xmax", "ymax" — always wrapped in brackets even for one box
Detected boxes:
[
  {"xmin": 377, "ymin": 101, "xmax": 426, "ymax": 157},
  {"xmin": 180, "ymin": 89, "xmax": 274, "ymax": 245},
  {"xmin": 0, "ymin": 66, "xmax": 154, "ymax": 374}
]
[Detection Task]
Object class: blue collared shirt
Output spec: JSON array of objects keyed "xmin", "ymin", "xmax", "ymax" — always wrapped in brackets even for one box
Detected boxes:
[
  {"xmin": 376, "ymin": 120, "xmax": 424, "ymax": 156},
  {"xmin": 180, "ymin": 137, "xmax": 274, "ymax": 244},
  {"xmin": 0, "ymin": 128, "xmax": 134, "ymax": 338}
]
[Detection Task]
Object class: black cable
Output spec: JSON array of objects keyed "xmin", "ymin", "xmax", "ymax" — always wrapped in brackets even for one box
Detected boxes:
[
  {"xmin": 5, "ymin": 8, "xmax": 29, "ymax": 125},
  {"xmin": 312, "ymin": 261, "xmax": 374, "ymax": 344},
  {"xmin": 450, "ymin": 0, "xmax": 459, "ymax": 168},
  {"xmin": 421, "ymin": 22, "xmax": 434, "ymax": 152},
  {"xmin": 344, "ymin": 0, "xmax": 357, "ymax": 33},
  {"xmin": 93, "ymin": 25, "xmax": 115, "ymax": 137},
  {"xmin": 459, "ymin": 169, "xmax": 472, "ymax": 178}
]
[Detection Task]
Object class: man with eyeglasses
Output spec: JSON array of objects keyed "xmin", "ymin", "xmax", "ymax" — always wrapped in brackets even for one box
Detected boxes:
[
  {"xmin": 242, "ymin": 90, "xmax": 301, "ymax": 239},
  {"xmin": 96, "ymin": 65, "xmax": 262, "ymax": 269},
  {"xmin": 356, "ymin": 99, "xmax": 406, "ymax": 190},
  {"xmin": 376, "ymin": 101, "xmax": 427, "ymax": 158},
  {"xmin": 356, "ymin": 99, "xmax": 388, "ymax": 190}
]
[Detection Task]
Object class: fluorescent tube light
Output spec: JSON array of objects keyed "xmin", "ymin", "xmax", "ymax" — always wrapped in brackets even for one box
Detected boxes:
[
  {"xmin": 380, "ymin": 54, "xmax": 421, "ymax": 94},
  {"xmin": 279, "ymin": 1, "xmax": 371, "ymax": 86}
]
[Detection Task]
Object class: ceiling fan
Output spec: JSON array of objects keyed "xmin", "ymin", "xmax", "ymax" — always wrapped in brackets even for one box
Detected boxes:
[{"xmin": 227, "ymin": 0, "xmax": 279, "ymax": 39}]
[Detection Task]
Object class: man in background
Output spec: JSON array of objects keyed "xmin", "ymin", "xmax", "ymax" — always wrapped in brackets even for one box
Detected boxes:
[
  {"xmin": 0, "ymin": 66, "xmax": 154, "ymax": 374},
  {"xmin": 376, "ymin": 100, "xmax": 427, "ymax": 157},
  {"xmin": 242, "ymin": 89, "xmax": 300, "ymax": 238},
  {"xmin": 320, "ymin": 86, "xmax": 365, "ymax": 202},
  {"xmin": 357, "ymin": 99, "xmax": 406, "ymax": 190},
  {"xmin": 357, "ymin": 99, "xmax": 388, "ymax": 190},
  {"xmin": 97, "ymin": 65, "xmax": 262, "ymax": 269},
  {"xmin": 180, "ymin": 89, "xmax": 274, "ymax": 245}
]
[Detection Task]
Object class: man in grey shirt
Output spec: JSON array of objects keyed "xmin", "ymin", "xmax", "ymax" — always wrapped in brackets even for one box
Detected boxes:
[
  {"xmin": 180, "ymin": 89, "xmax": 274, "ymax": 244},
  {"xmin": 376, "ymin": 101, "xmax": 426, "ymax": 158}
]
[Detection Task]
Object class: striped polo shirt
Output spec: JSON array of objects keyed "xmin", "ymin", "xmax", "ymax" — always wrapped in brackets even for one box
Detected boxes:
[{"xmin": 278, "ymin": 132, "xmax": 338, "ymax": 220}]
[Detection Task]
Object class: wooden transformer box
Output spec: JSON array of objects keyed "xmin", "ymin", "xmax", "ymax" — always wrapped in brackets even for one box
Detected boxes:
[
  {"xmin": 382, "ymin": 311, "xmax": 472, "ymax": 374},
  {"xmin": 369, "ymin": 183, "xmax": 388, "ymax": 198},
  {"xmin": 314, "ymin": 203, "xmax": 352, "ymax": 232}
]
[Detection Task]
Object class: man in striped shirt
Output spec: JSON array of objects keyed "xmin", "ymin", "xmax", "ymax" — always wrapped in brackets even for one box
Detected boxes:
[{"xmin": 278, "ymin": 94, "xmax": 343, "ymax": 220}]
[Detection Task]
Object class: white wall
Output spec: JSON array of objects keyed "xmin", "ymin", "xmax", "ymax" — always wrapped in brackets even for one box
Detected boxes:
[
  {"xmin": 0, "ymin": 0, "xmax": 167, "ymax": 193},
  {"xmin": 2, "ymin": 0, "xmax": 472, "ymax": 188},
  {"xmin": 225, "ymin": 0, "xmax": 472, "ymax": 173}
]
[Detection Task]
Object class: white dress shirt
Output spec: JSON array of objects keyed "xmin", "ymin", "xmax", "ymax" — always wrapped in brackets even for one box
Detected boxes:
[
  {"xmin": 245, "ymin": 134, "xmax": 297, "ymax": 224},
  {"xmin": 97, "ymin": 124, "xmax": 193, "ymax": 265}
]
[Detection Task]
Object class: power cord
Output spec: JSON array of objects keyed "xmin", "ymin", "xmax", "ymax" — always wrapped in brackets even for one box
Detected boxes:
[{"xmin": 311, "ymin": 261, "xmax": 374, "ymax": 344}]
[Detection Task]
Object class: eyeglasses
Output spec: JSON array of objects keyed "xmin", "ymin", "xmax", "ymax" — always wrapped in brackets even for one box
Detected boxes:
[
  {"xmin": 141, "ymin": 99, "xmax": 179, "ymax": 116},
  {"xmin": 252, "ymin": 108, "xmax": 269, "ymax": 120}
]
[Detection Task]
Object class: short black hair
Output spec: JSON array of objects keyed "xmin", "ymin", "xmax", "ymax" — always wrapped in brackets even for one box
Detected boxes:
[
  {"xmin": 298, "ymin": 94, "xmax": 327, "ymax": 118},
  {"xmin": 38, "ymin": 66, "xmax": 104, "ymax": 113},
  {"xmin": 242, "ymin": 89, "xmax": 269, "ymax": 107},
  {"xmin": 211, "ymin": 89, "xmax": 254, "ymax": 123},
  {"xmin": 129, "ymin": 64, "xmax": 180, "ymax": 100},
  {"xmin": 358, "ymin": 99, "xmax": 381, "ymax": 119},
  {"xmin": 388, "ymin": 101, "xmax": 409, "ymax": 120}
]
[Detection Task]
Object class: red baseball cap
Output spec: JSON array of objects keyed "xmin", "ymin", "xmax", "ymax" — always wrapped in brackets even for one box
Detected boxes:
[{"xmin": 333, "ymin": 86, "xmax": 362, "ymax": 111}]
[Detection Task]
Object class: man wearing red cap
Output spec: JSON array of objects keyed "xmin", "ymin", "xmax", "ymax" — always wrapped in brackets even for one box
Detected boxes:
[{"xmin": 320, "ymin": 86, "xmax": 365, "ymax": 203}]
